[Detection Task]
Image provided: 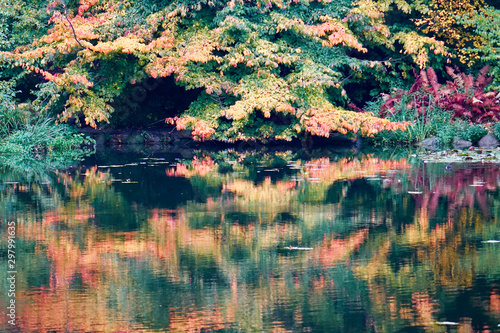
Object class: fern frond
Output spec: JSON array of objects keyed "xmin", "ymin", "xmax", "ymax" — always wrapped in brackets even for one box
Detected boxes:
[{"xmin": 426, "ymin": 67, "xmax": 440, "ymax": 99}]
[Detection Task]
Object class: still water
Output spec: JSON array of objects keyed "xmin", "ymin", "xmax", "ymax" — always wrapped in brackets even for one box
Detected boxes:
[{"xmin": 1, "ymin": 148, "xmax": 500, "ymax": 332}]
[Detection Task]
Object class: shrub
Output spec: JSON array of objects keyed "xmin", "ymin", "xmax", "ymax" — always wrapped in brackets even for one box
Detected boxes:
[
  {"xmin": 462, "ymin": 124, "xmax": 488, "ymax": 144},
  {"xmin": 0, "ymin": 117, "xmax": 94, "ymax": 161},
  {"xmin": 380, "ymin": 66, "xmax": 500, "ymax": 124},
  {"xmin": 433, "ymin": 120, "xmax": 487, "ymax": 147},
  {"xmin": 494, "ymin": 122, "xmax": 500, "ymax": 141},
  {"xmin": 434, "ymin": 120, "xmax": 464, "ymax": 147},
  {"xmin": 368, "ymin": 92, "xmax": 452, "ymax": 146}
]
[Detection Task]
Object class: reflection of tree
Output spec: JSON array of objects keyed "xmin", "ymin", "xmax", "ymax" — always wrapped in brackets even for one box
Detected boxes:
[
  {"xmin": 409, "ymin": 164, "xmax": 500, "ymax": 220},
  {"xmin": 6, "ymin": 202, "xmax": 374, "ymax": 331},
  {"xmin": 353, "ymin": 163, "xmax": 500, "ymax": 331},
  {"xmin": 2, "ymin": 155, "xmax": 500, "ymax": 332}
]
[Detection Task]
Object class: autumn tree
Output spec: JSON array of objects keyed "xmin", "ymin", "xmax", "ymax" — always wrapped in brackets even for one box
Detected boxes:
[
  {"xmin": 412, "ymin": 0, "xmax": 487, "ymax": 66},
  {"xmin": 0, "ymin": 0, "xmax": 463, "ymax": 142}
]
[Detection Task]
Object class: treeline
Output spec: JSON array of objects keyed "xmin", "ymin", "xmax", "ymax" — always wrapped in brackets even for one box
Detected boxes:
[{"xmin": 1, "ymin": 0, "xmax": 500, "ymax": 145}]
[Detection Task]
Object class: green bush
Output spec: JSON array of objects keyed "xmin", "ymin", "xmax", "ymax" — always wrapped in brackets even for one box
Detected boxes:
[
  {"xmin": 433, "ymin": 120, "xmax": 489, "ymax": 147},
  {"xmin": 461, "ymin": 124, "xmax": 488, "ymax": 145},
  {"xmin": 0, "ymin": 80, "xmax": 22, "ymax": 138},
  {"xmin": 494, "ymin": 122, "xmax": 500, "ymax": 141},
  {"xmin": 434, "ymin": 120, "xmax": 465, "ymax": 147},
  {"xmin": 0, "ymin": 117, "xmax": 95, "ymax": 161}
]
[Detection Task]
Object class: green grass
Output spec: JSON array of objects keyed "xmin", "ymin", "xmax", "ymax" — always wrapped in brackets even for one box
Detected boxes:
[
  {"xmin": 367, "ymin": 92, "xmax": 492, "ymax": 148},
  {"xmin": 0, "ymin": 114, "xmax": 95, "ymax": 169},
  {"xmin": 368, "ymin": 93, "xmax": 453, "ymax": 146}
]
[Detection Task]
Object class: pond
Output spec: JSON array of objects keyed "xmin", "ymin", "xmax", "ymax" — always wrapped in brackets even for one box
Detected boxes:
[{"xmin": 1, "ymin": 147, "xmax": 500, "ymax": 332}]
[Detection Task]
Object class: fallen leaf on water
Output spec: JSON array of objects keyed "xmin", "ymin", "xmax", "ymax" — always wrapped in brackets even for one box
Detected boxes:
[{"xmin": 433, "ymin": 321, "xmax": 459, "ymax": 326}]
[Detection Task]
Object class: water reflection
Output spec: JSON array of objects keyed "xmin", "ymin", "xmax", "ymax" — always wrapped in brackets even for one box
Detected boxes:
[{"xmin": 1, "ymin": 151, "xmax": 500, "ymax": 332}]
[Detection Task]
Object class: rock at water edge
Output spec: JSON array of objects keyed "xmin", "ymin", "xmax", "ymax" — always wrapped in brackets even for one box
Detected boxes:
[
  {"xmin": 452, "ymin": 137, "xmax": 472, "ymax": 149},
  {"xmin": 419, "ymin": 137, "xmax": 440, "ymax": 150},
  {"xmin": 478, "ymin": 133, "xmax": 499, "ymax": 148}
]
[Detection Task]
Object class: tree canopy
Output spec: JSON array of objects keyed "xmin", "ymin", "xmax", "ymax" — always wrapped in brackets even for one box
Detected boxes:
[{"xmin": 1, "ymin": 0, "xmax": 499, "ymax": 142}]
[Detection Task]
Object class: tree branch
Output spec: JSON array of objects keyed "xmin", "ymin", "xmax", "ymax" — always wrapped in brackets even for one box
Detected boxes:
[{"xmin": 59, "ymin": 0, "xmax": 84, "ymax": 48}]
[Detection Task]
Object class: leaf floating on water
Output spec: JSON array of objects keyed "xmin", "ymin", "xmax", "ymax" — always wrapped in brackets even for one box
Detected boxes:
[
  {"xmin": 482, "ymin": 240, "xmax": 500, "ymax": 244},
  {"xmin": 433, "ymin": 321, "xmax": 459, "ymax": 326},
  {"xmin": 121, "ymin": 179, "xmax": 139, "ymax": 184},
  {"xmin": 285, "ymin": 246, "xmax": 313, "ymax": 250}
]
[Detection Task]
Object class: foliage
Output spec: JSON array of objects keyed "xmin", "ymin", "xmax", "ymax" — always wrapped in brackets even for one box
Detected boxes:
[
  {"xmin": 494, "ymin": 121, "xmax": 500, "ymax": 141},
  {"xmin": 432, "ymin": 120, "xmax": 488, "ymax": 147},
  {"xmin": 0, "ymin": 0, "xmax": 94, "ymax": 164},
  {"xmin": 462, "ymin": 7, "xmax": 500, "ymax": 90},
  {"xmin": 1, "ymin": 0, "xmax": 458, "ymax": 142},
  {"xmin": 371, "ymin": 65, "xmax": 500, "ymax": 146},
  {"xmin": 0, "ymin": 117, "xmax": 95, "ymax": 163},
  {"xmin": 0, "ymin": 80, "xmax": 23, "ymax": 137},
  {"xmin": 0, "ymin": 0, "xmax": 50, "ymax": 51},
  {"xmin": 461, "ymin": 124, "xmax": 489, "ymax": 144},
  {"xmin": 368, "ymin": 95, "xmax": 452, "ymax": 145},
  {"xmin": 1, "ymin": 0, "xmax": 500, "ymax": 144},
  {"xmin": 380, "ymin": 66, "xmax": 500, "ymax": 124},
  {"xmin": 434, "ymin": 119, "xmax": 465, "ymax": 147},
  {"xmin": 412, "ymin": 0, "xmax": 487, "ymax": 65}
]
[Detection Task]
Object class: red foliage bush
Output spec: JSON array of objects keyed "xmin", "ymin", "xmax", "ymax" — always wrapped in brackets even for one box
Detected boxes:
[{"xmin": 380, "ymin": 66, "xmax": 500, "ymax": 124}]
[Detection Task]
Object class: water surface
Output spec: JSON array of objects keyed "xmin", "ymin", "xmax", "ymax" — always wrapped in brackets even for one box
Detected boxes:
[{"xmin": 1, "ymin": 149, "xmax": 500, "ymax": 332}]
